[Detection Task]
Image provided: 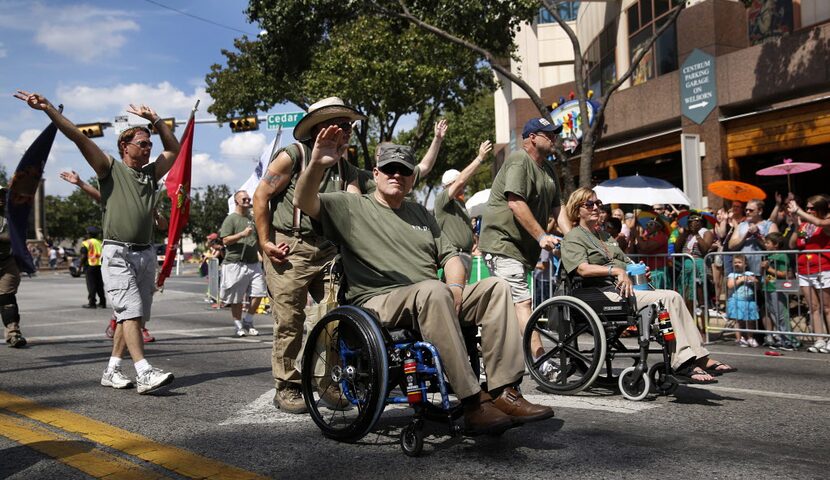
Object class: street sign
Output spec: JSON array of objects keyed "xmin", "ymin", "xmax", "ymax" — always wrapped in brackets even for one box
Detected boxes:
[
  {"xmin": 680, "ymin": 49, "xmax": 717, "ymax": 125},
  {"xmin": 266, "ymin": 112, "xmax": 305, "ymax": 130}
]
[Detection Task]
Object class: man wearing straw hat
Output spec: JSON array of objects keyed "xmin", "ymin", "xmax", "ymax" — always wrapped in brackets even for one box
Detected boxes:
[
  {"xmin": 15, "ymin": 90, "xmax": 179, "ymax": 395},
  {"xmin": 254, "ymin": 96, "xmax": 364, "ymax": 413}
]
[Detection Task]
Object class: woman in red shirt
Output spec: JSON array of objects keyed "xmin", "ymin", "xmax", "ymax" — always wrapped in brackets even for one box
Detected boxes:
[{"xmin": 788, "ymin": 194, "xmax": 830, "ymax": 353}]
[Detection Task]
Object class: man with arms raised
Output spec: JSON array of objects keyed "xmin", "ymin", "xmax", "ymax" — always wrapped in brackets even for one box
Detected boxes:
[
  {"xmin": 294, "ymin": 126, "xmax": 554, "ymax": 434},
  {"xmin": 15, "ymin": 90, "xmax": 178, "ymax": 394}
]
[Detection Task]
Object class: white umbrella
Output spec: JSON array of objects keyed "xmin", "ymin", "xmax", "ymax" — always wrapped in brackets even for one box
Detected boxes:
[
  {"xmin": 594, "ymin": 175, "xmax": 691, "ymax": 206},
  {"xmin": 466, "ymin": 189, "xmax": 491, "ymax": 217}
]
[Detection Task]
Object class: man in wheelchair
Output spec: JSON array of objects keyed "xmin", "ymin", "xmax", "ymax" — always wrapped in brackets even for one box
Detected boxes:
[
  {"xmin": 294, "ymin": 126, "xmax": 554, "ymax": 435},
  {"xmin": 559, "ymin": 187, "xmax": 737, "ymax": 383}
]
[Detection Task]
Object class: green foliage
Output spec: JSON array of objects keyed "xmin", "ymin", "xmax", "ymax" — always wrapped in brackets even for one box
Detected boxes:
[
  {"xmin": 397, "ymin": 92, "xmax": 495, "ymax": 195},
  {"xmin": 186, "ymin": 184, "xmax": 232, "ymax": 243},
  {"xmin": 45, "ymin": 177, "xmax": 102, "ymax": 242},
  {"xmin": 0, "ymin": 165, "xmax": 8, "ymax": 186}
]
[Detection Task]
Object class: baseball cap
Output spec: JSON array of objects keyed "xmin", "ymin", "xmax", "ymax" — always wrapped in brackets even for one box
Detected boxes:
[
  {"xmin": 376, "ymin": 144, "xmax": 416, "ymax": 171},
  {"xmin": 441, "ymin": 169, "xmax": 460, "ymax": 186},
  {"xmin": 522, "ymin": 117, "xmax": 563, "ymax": 139}
]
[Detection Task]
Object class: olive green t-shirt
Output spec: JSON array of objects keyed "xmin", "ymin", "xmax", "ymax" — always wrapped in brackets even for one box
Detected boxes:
[
  {"xmin": 433, "ymin": 189, "xmax": 473, "ymax": 252},
  {"xmin": 219, "ymin": 212, "xmax": 259, "ymax": 264},
  {"xmin": 561, "ymin": 226, "xmax": 629, "ymax": 287},
  {"xmin": 478, "ymin": 150, "xmax": 561, "ymax": 267},
  {"xmin": 357, "ymin": 166, "xmax": 421, "ymax": 201},
  {"xmin": 318, "ymin": 192, "xmax": 458, "ymax": 306},
  {"xmin": 271, "ymin": 143, "xmax": 357, "ymax": 236},
  {"xmin": 99, "ymin": 157, "xmax": 157, "ymax": 244}
]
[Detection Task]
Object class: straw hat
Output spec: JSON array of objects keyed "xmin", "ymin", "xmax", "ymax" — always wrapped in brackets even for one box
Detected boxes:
[{"xmin": 293, "ymin": 97, "xmax": 366, "ymax": 141}]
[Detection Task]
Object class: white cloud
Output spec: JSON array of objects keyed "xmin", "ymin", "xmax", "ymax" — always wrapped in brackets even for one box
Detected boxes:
[
  {"xmin": 191, "ymin": 153, "xmax": 235, "ymax": 188},
  {"xmin": 55, "ymin": 82, "xmax": 213, "ymax": 120},
  {"xmin": 0, "ymin": 42, "xmax": 7, "ymax": 58},
  {"xmin": 219, "ymin": 132, "xmax": 267, "ymax": 160},
  {"xmin": 33, "ymin": 5, "xmax": 139, "ymax": 63}
]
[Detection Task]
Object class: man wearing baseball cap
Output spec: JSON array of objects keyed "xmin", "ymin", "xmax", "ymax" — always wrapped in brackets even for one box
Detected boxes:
[
  {"xmin": 294, "ymin": 130, "xmax": 554, "ymax": 435},
  {"xmin": 433, "ymin": 140, "xmax": 492, "ymax": 275},
  {"xmin": 479, "ymin": 117, "xmax": 571, "ymax": 370}
]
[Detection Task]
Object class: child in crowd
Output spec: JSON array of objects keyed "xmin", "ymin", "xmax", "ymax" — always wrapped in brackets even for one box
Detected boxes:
[
  {"xmin": 727, "ymin": 253, "xmax": 760, "ymax": 347},
  {"xmin": 761, "ymin": 232, "xmax": 800, "ymax": 350}
]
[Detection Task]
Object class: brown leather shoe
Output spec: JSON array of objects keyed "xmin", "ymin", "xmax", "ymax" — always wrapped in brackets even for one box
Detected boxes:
[
  {"xmin": 463, "ymin": 391, "xmax": 515, "ymax": 435},
  {"xmin": 492, "ymin": 387, "xmax": 554, "ymax": 424}
]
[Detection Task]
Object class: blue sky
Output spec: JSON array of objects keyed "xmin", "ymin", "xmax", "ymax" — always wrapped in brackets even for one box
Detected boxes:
[{"xmin": 0, "ymin": 0, "xmax": 302, "ymax": 197}]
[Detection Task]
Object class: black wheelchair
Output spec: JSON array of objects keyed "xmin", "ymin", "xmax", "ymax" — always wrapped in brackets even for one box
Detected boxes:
[
  {"xmin": 300, "ymin": 305, "xmax": 482, "ymax": 457},
  {"xmin": 523, "ymin": 274, "xmax": 680, "ymax": 400}
]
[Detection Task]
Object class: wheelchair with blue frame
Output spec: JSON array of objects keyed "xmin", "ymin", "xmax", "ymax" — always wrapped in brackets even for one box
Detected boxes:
[
  {"xmin": 523, "ymin": 271, "xmax": 680, "ymax": 400},
  {"xmin": 300, "ymin": 304, "xmax": 481, "ymax": 456}
]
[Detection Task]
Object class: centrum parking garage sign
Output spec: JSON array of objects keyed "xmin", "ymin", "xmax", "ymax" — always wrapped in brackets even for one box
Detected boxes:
[{"xmin": 680, "ymin": 49, "xmax": 717, "ymax": 125}]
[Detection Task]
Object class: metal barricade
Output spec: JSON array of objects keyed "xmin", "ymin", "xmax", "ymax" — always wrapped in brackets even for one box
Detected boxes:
[
  {"xmin": 628, "ymin": 252, "xmax": 700, "ymax": 318},
  {"xmin": 207, "ymin": 258, "xmax": 221, "ymax": 304},
  {"xmin": 702, "ymin": 249, "xmax": 830, "ymax": 348}
]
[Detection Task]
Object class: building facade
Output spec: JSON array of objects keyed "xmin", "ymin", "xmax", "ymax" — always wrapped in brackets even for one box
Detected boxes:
[{"xmin": 495, "ymin": 0, "xmax": 830, "ymax": 208}]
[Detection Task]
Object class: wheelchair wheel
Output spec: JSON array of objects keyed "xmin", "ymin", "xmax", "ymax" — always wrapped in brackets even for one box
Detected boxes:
[
  {"xmin": 618, "ymin": 366, "xmax": 650, "ymax": 401},
  {"xmin": 301, "ymin": 306, "xmax": 389, "ymax": 442},
  {"xmin": 400, "ymin": 422, "xmax": 424, "ymax": 457},
  {"xmin": 524, "ymin": 296, "xmax": 607, "ymax": 394},
  {"xmin": 648, "ymin": 363, "xmax": 679, "ymax": 396}
]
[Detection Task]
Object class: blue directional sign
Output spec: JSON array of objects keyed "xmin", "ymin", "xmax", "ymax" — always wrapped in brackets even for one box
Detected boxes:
[{"xmin": 680, "ymin": 49, "xmax": 717, "ymax": 125}]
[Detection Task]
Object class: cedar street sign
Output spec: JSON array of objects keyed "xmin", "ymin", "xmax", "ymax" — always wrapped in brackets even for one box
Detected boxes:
[
  {"xmin": 266, "ymin": 112, "xmax": 305, "ymax": 130},
  {"xmin": 680, "ymin": 49, "xmax": 717, "ymax": 125}
]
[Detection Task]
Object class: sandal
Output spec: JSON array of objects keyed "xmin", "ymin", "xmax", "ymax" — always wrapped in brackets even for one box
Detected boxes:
[
  {"xmin": 704, "ymin": 361, "xmax": 737, "ymax": 375},
  {"xmin": 671, "ymin": 366, "xmax": 718, "ymax": 385}
]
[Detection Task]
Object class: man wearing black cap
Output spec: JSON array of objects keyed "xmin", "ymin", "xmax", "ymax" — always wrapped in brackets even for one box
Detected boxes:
[
  {"xmin": 479, "ymin": 117, "xmax": 570, "ymax": 371},
  {"xmin": 80, "ymin": 226, "xmax": 106, "ymax": 309},
  {"xmin": 253, "ymin": 96, "xmax": 363, "ymax": 413},
  {"xmin": 294, "ymin": 128, "xmax": 554, "ymax": 435}
]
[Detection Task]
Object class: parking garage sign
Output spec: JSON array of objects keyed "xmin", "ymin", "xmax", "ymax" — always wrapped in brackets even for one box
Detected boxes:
[{"xmin": 680, "ymin": 49, "xmax": 717, "ymax": 125}]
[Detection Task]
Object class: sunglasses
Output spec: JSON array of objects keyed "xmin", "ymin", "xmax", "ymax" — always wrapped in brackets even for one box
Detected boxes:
[
  {"xmin": 129, "ymin": 140, "xmax": 153, "ymax": 149},
  {"xmin": 239, "ymin": 198, "xmax": 251, "ymax": 203},
  {"xmin": 745, "ymin": 208, "xmax": 756, "ymax": 213},
  {"xmin": 806, "ymin": 205, "xmax": 815, "ymax": 211},
  {"xmin": 581, "ymin": 199, "xmax": 603, "ymax": 209},
  {"xmin": 378, "ymin": 163, "xmax": 413, "ymax": 177},
  {"xmin": 324, "ymin": 121, "xmax": 353, "ymax": 131}
]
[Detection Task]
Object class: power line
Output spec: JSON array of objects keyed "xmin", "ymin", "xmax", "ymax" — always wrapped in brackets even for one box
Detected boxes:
[{"xmin": 142, "ymin": 0, "xmax": 256, "ymax": 36}]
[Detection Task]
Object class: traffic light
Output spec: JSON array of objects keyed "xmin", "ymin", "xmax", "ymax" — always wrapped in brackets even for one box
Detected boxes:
[
  {"xmin": 147, "ymin": 117, "xmax": 176, "ymax": 134},
  {"xmin": 229, "ymin": 116, "xmax": 259, "ymax": 132},
  {"xmin": 77, "ymin": 123, "xmax": 104, "ymax": 138}
]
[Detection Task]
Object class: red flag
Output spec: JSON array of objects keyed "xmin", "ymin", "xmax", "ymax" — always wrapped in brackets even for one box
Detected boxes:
[{"xmin": 157, "ymin": 111, "xmax": 195, "ymax": 287}]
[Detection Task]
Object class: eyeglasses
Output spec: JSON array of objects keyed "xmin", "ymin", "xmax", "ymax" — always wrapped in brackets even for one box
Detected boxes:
[
  {"xmin": 745, "ymin": 208, "xmax": 756, "ymax": 213},
  {"xmin": 378, "ymin": 163, "xmax": 413, "ymax": 177},
  {"xmin": 580, "ymin": 199, "xmax": 603, "ymax": 209},
  {"xmin": 129, "ymin": 140, "xmax": 153, "ymax": 149},
  {"xmin": 239, "ymin": 198, "xmax": 251, "ymax": 203},
  {"xmin": 806, "ymin": 205, "xmax": 815, "ymax": 211}
]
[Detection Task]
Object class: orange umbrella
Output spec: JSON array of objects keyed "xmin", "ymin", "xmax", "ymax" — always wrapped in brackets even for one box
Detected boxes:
[{"xmin": 707, "ymin": 180, "xmax": 766, "ymax": 202}]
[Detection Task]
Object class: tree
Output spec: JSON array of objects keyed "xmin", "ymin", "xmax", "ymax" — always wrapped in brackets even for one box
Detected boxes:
[
  {"xmin": 44, "ymin": 177, "xmax": 102, "ymax": 242},
  {"xmin": 206, "ymin": 4, "xmax": 497, "ymax": 167},
  {"xmin": 367, "ymin": 0, "xmax": 685, "ymax": 189},
  {"xmin": 186, "ymin": 184, "xmax": 232, "ymax": 245}
]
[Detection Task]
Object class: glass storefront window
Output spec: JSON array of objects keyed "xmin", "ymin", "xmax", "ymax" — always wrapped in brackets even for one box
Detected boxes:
[{"xmin": 586, "ymin": 22, "xmax": 617, "ymax": 98}]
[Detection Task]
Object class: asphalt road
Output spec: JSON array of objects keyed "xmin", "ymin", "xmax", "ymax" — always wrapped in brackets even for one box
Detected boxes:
[{"xmin": 2, "ymin": 267, "xmax": 829, "ymax": 479}]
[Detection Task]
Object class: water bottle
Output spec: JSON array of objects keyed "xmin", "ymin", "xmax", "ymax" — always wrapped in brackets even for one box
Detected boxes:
[{"xmin": 626, "ymin": 263, "xmax": 650, "ymax": 291}]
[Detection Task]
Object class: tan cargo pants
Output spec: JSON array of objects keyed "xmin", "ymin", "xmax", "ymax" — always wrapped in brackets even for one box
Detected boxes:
[
  {"xmin": 0, "ymin": 255, "xmax": 21, "ymax": 341},
  {"xmin": 264, "ymin": 231, "xmax": 336, "ymax": 390},
  {"xmin": 362, "ymin": 277, "xmax": 525, "ymax": 400}
]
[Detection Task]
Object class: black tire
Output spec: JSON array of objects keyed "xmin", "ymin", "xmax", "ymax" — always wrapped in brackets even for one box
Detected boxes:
[
  {"xmin": 524, "ymin": 296, "xmax": 607, "ymax": 394},
  {"xmin": 648, "ymin": 362, "xmax": 679, "ymax": 396},
  {"xmin": 619, "ymin": 366, "xmax": 650, "ymax": 401},
  {"xmin": 301, "ymin": 306, "xmax": 389, "ymax": 442},
  {"xmin": 400, "ymin": 423, "xmax": 424, "ymax": 457}
]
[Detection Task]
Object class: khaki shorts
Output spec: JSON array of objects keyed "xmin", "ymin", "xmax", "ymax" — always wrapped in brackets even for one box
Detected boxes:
[
  {"xmin": 483, "ymin": 253, "xmax": 531, "ymax": 303},
  {"xmin": 101, "ymin": 243, "xmax": 156, "ymax": 323},
  {"xmin": 220, "ymin": 261, "xmax": 266, "ymax": 304}
]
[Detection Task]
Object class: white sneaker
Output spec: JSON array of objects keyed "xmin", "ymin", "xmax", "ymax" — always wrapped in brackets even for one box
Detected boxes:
[
  {"xmin": 537, "ymin": 358, "xmax": 564, "ymax": 383},
  {"xmin": 747, "ymin": 337, "xmax": 760, "ymax": 348},
  {"xmin": 136, "ymin": 368, "xmax": 174, "ymax": 394},
  {"xmin": 808, "ymin": 340, "xmax": 826, "ymax": 353},
  {"xmin": 101, "ymin": 367, "xmax": 133, "ymax": 389},
  {"xmin": 235, "ymin": 328, "xmax": 247, "ymax": 337},
  {"xmin": 246, "ymin": 327, "xmax": 259, "ymax": 336}
]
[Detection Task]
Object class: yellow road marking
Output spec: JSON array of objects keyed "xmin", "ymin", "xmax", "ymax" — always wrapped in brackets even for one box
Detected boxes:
[
  {"xmin": 0, "ymin": 413, "xmax": 169, "ymax": 479},
  {"xmin": 0, "ymin": 390, "xmax": 268, "ymax": 479}
]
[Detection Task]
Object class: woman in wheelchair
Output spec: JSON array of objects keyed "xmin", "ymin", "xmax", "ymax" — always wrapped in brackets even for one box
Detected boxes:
[{"xmin": 559, "ymin": 187, "xmax": 736, "ymax": 383}]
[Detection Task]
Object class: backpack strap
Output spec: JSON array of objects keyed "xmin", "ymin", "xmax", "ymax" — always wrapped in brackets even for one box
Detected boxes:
[{"xmin": 292, "ymin": 142, "xmax": 307, "ymax": 234}]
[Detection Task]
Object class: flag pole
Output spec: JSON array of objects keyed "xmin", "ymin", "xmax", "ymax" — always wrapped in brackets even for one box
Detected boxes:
[{"xmin": 174, "ymin": 99, "xmax": 199, "ymax": 278}]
